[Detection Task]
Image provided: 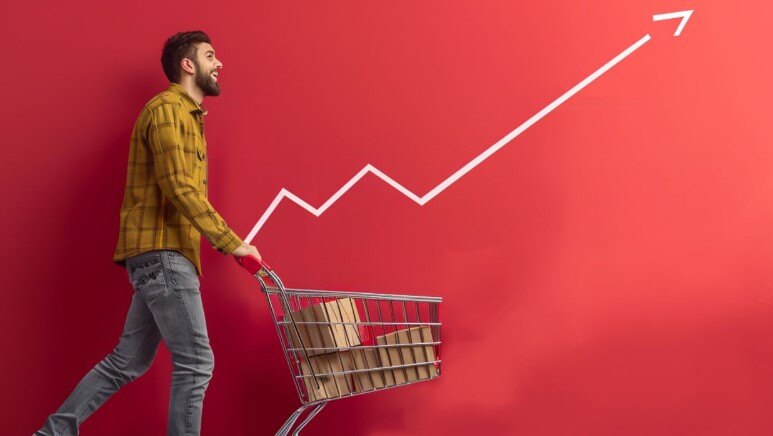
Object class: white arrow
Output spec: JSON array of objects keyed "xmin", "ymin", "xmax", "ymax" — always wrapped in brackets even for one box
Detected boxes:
[
  {"xmin": 243, "ymin": 12, "xmax": 694, "ymax": 243},
  {"xmin": 653, "ymin": 10, "xmax": 694, "ymax": 37}
]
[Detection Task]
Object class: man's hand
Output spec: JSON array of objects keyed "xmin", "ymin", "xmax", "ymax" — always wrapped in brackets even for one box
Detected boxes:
[{"xmin": 231, "ymin": 242, "xmax": 261, "ymax": 260}]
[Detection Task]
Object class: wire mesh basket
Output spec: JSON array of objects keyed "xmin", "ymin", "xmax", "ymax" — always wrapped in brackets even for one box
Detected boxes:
[{"xmin": 236, "ymin": 256, "xmax": 443, "ymax": 435}]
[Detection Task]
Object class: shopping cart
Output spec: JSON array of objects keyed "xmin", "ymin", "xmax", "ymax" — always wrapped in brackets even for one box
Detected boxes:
[{"xmin": 236, "ymin": 255, "xmax": 443, "ymax": 435}]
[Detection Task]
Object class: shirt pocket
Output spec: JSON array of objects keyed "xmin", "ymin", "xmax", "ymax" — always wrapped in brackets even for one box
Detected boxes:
[
  {"xmin": 195, "ymin": 147, "xmax": 206, "ymax": 166},
  {"xmin": 194, "ymin": 146, "xmax": 207, "ymax": 189},
  {"xmin": 181, "ymin": 118, "xmax": 205, "ymax": 187}
]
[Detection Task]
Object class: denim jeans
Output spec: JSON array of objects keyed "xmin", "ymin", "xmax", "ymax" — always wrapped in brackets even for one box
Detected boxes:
[{"xmin": 35, "ymin": 250, "xmax": 215, "ymax": 436}]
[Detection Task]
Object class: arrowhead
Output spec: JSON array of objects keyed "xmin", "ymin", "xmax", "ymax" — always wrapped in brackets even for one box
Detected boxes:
[{"xmin": 652, "ymin": 9, "xmax": 694, "ymax": 36}]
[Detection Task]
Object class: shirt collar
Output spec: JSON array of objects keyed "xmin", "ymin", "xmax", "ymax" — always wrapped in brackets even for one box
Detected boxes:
[{"xmin": 167, "ymin": 82, "xmax": 208, "ymax": 116}]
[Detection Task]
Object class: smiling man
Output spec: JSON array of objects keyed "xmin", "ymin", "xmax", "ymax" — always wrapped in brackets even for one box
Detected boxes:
[{"xmin": 35, "ymin": 31, "xmax": 260, "ymax": 436}]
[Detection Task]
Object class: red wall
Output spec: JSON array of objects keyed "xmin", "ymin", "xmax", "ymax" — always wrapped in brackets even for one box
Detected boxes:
[{"xmin": 4, "ymin": 1, "xmax": 773, "ymax": 434}]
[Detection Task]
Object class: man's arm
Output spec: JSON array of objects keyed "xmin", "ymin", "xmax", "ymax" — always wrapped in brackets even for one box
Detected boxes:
[{"xmin": 146, "ymin": 102, "xmax": 246, "ymax": 256}]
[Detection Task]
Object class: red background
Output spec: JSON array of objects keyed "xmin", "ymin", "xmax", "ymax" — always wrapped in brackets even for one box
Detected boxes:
[{"xmin": 3, "ymin": 0, "xmax": 773, "ymax": 434}]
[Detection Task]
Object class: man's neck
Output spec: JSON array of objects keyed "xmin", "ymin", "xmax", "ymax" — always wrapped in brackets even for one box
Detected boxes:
[{"xmin": 178, "ymin": 79, "xmax": 205, "ymax": 105}]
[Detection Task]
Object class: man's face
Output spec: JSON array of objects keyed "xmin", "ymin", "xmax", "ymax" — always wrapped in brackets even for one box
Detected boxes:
[{"xmin": 190, "ymin": 42, "xmax": 223, "ymax": 96}]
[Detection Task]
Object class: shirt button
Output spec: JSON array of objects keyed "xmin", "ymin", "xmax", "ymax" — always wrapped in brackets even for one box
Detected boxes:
[{"xmin": 203, "ymin": 179, "xmax": 207, "ymax": 185}]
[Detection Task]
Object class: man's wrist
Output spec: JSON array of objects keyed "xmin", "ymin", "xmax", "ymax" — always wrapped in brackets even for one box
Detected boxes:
[{"xmin": 216, "ymin": 232, "xmax": 243, "ymax": 255}]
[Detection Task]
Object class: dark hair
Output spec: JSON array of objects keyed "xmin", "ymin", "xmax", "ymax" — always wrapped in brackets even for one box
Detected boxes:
[{"xmin": 161, "ymin": 31, "xmax": 212, "ymax": 83}]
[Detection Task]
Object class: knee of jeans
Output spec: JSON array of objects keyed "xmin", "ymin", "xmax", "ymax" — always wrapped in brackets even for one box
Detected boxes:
[
  {"xmin": 130, "ymin": 357, "xmax": 155, "ymax": 380},
  {"xmin": 96, "ymin": 351, "xmax": 153, "ymax": 385}
]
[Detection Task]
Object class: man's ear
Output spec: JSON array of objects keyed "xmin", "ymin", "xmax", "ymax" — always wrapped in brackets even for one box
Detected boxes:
[{"xmin": 180, "ymin": 58, "xmax": 196, "ymax": 76}]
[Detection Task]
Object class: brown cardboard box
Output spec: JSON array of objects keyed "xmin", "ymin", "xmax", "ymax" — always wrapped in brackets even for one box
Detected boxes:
[
  {"xmin": 286, "ymin": 297, "xmax": 362, "ymax": 357},
  {"xmin": 376, "ymin": 326, "xmax": 438, "ymax": 386},
  {"xmin": 349, "ymin": 347, "xmax": 387, "ymax": 393},
  {"xmin": 298, "ymin": 351, "xmax": 355, "ymax": 401}
]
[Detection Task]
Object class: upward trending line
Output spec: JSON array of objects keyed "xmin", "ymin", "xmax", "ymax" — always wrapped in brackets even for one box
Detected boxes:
[{"xmin": 244, "ymin": 33, "xmax": 652, "ymax": 243}]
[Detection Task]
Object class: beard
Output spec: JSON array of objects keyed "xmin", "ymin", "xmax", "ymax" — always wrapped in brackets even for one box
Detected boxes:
[{"xmin": 193, "ymin": 60, "xmax": 221, "ymax": 97}]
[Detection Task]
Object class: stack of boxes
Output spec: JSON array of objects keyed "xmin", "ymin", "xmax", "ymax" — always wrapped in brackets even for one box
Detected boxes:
[
  {"xmin": 375, "ymin": 326, "xmax": 439, "ymax": 386},
  {"xmin": 285, "ymin": 297, "xmax": 439, "ymax": 401}
]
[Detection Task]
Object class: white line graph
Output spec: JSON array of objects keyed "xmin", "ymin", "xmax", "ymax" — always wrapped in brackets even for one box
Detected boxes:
[{"xmin": 244, "ymin": 11, "xmax": 693, "ymax": 243}]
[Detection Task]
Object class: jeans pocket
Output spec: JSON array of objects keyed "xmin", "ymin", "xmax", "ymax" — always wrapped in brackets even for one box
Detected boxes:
[{"xmin": 128, "ymin": 254, "xmax": 168, "ymax": 299}]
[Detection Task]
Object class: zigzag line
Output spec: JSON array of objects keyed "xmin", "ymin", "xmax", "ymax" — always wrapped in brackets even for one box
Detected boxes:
[{"xmin": 245, "ymin": 33, "xmax": 651, "ymax": 243}]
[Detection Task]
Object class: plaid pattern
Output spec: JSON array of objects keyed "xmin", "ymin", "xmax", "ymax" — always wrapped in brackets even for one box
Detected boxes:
[{"xmin": 113, "ymin": 83, "xmax": 242, "ymax": 275}]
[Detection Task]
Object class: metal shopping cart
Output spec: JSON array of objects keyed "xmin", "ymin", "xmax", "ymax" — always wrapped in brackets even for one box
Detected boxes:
[{"xmin": 236, "ymin": 255, "xmax": 443, "ymax": 435}]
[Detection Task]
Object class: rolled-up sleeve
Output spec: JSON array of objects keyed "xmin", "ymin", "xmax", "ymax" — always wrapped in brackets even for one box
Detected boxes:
[{"xmin": 146, "ymin": 103, "xmax": 242, "ymax": 255}]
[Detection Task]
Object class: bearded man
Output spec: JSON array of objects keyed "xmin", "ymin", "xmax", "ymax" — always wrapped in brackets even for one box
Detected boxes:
[{"xmin": 35, "ymin": 30, "xmax": 259, "ymax": 436}]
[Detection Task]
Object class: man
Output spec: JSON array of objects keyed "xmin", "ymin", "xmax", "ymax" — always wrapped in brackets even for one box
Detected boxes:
[{"xmin": 35, "ymin": 31, "xmax": 259, "ymax": 436}]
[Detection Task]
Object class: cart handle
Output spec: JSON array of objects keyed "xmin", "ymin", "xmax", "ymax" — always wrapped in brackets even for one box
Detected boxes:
[
  {"xmin": 233, "ymin": 254, "xmax": 326, "ymax": 394},
  {"xmin": 234, "ymin": 254, "xmax": 271, "ymax": 275}
]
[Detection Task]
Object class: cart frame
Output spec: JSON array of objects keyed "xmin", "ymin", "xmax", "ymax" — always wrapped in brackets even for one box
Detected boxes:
[{"xmin": 236, "ymin": 256, "xmax": 443, "ymax": 435}]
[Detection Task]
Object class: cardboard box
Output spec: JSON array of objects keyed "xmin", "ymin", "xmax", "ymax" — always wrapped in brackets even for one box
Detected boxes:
[
  {"xmin": 298, "ymin": 351, "xmax": 355, "ymax": 401},
  {"xmin": 376, "ymin": 326, "xmax": 438, "ymax": 386},
  {"xmin": 349, "ymin": 347, "xmax": 388, "ymax": 393},
  {"xmin": 286, "ymin": 297, "xmax": 363, "ymax": 357},
  {"xmin": 299, "ymin": 332, "xmax": 437, "ymax": 400}
]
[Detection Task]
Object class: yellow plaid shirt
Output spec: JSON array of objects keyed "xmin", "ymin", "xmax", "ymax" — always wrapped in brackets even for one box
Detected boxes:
[{"xmin": 113, "ymin": 82, "xmax": 243, "ymax": 275}]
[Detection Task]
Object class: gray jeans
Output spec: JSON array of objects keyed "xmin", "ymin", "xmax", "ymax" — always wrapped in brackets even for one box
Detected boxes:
[{"xmin": 35, "ymin": 250, "xmax": 215, "ymax": 436}]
